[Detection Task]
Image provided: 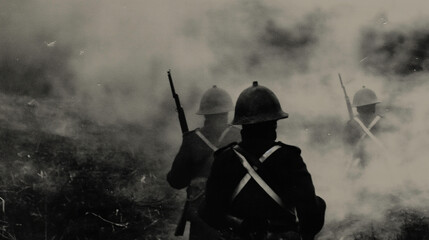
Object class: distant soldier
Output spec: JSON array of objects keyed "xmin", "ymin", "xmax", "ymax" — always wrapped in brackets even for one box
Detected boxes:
[
  {"xmin": 343, "ymin": 87, "xmax": 388, "ymax": 173},
  {"xmin": 167, "ymin": 85, "xmax": 241, "ymax": 240},
  {"xmin": 201, "ymin": 82, "xmax": 326, "ymax": 240}
]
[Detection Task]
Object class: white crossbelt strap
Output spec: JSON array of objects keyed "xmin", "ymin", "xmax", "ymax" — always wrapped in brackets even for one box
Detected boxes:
[
  {"xmin": 217, "ymin": 127, "xmax": 231, "ymax": 145},
  {"xmin": 230, "ymin": 145, "xmax": 282, "ymax": 202},
  {"xmin": 231, "ymin": 174, "xmax": 251, "ymax": 202},
  {"xmin": 233, "ymin": 146, "xmax": 284, "ymax": 208},
  {"xmin": 353, "ymin": 116, "xmax": 385, "ymax": 149},
  {"xmin": 357, "ymin": 115, "xmax": 381, "ymax": 142},
  {"xmin": 195, "ymin": 130, "xmax": 218, "ymax": 151}
]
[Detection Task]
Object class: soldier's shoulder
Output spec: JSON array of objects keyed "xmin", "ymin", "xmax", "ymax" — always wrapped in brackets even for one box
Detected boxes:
[
  {"xmin": 224, "ymin": 125, "xmax": 241, "ymax": 136},
  {"xmin": 182, "ymin": 128, "xmax": 199, "ymax": 137},
  {"xmin": 229, "ymin": 125, "xmax": 242, "ymax": 131},
  {"xmin": 345, "ymin": 117, "xmax": 361, "ymax": 129},
  {"xmin": 376, "ymin": 113, "xmax": 398, "ymax": 131},
  {"xmin": 214, "ymin": 142, "xmax": 238, "ymax": 157},
  {"xmin": 348, "ymin": 117, "xmax": 360, "ymax": 125},
  {"xmin": 181, "ymin": 129, "xmax": 202, "ymax": 145},
  {"xmin": 276, "ymin": 141, "xmax": 302, "ymax": 154}
]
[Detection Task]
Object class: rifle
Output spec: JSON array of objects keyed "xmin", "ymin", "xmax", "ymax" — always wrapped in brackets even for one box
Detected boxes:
[
  {"xmin": 168, "ymin": 70, "xmax": 189, "ymax": 133},
  {"xmin": 174, "ymin": 203, "xmax": 188, "ymax": 236},
  {"xmin": 167, "ymin": 70, "xmax": 189, "ymax": 236},
  {"xmin": 338, "ymin": 73, "xmax": 354, "ymax": 120}
]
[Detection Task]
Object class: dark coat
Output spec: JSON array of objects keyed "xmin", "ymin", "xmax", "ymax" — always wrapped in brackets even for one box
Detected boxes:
[
  {"xmin": 343, "ymin": 114, "xmax": 387, "ymax": 168},
  {"xmin": 167, "ymin": 125, "xmax": 241, "ymax": 189},
  {"xmin": 167, "ymin": 125, "xmax": 241, "ymax": 240},
  {"xmin": 202, "ymin": 140, "xmax": 325, "ymax": 239},
  {"xmin": 343, "ymin": 115, "xmax": 382, "ymax": 146}
]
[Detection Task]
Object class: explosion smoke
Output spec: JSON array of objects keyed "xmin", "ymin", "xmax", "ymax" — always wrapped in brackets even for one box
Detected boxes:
[{"xmin": 1, "ymin": 0, "xmax": 429, "ymax": 238}]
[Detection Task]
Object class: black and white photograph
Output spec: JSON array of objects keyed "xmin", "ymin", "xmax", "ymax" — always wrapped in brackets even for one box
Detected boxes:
[{"xmin": 1, "ymin": 1, "xmax": 428, "ymax": 239}]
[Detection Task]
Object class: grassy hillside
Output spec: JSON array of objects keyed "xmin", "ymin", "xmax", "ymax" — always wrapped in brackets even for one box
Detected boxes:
[{"xmin": 0, "ymin": 94, "xmax": 181, "ymax": 240}]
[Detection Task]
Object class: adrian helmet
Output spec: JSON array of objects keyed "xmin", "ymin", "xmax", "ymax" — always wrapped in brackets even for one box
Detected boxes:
[
  {"xmin": 232, "ymin": 81, "xmax": 288, "ymax": 125},
  {"xmin": 352, "ymin": 87, "xmax": 380, "ymax": 107},
  {"xmin": 196, "ymin": 85, "xmax": 234, "ymax": 115}
]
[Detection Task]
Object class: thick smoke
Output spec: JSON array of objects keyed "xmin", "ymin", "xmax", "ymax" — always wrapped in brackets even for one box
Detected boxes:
[{"xmin": 2, "ymin": 0, "xmax": 429, "ymax": 238}]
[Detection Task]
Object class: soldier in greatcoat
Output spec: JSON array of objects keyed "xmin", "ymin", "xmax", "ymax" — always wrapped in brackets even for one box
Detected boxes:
[
  {"xmin": 343, "ymin": 87, "xmax": 392, "ymax": 177},
  {"xmin": 167, "ymin": 85, "xmax": 241, "ymax": 240},
  {"xmin": 201, "ymin": 81, "xmax": 326, "ymax": 240}
]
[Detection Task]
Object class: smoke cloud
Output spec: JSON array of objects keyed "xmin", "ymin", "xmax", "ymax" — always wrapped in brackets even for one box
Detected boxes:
[{"xmin": 2, "ymin": 0, "xmax": 429, "ymax": 238}]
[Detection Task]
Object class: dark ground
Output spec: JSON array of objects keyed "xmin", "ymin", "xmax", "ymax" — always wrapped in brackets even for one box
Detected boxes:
[
  {"xmin": 0, "ymin": 94, "xmax": 428, "ymax": 240},
  {"xmin": 0, "ymin": 95, "xmax": 183, "ymax": 240}
]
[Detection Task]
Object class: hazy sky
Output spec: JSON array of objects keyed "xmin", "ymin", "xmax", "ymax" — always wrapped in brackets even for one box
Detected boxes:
[{"xmin": 2, "ymin": 0, "xmax": 429, "ymax": 120}]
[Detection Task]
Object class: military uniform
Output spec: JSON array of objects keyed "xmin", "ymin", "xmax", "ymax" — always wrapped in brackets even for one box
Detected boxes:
[
  {"xmin": 343, "ymin": 114, "xmax": 384, "ymax": 168},
  {"xmin": 167, "ymin": 86, "xmax": 241, "ymax": 240},
  {"xmin": 204, "ymin": 141, "xmax": 325, "ymax": 240},
  {"xmin": 201, "ymin": 82, "xmax": 325, "ymax": 240},
  {"xmin": 343, "ymin": 87, "xmax": 389, "ymax": 175},
  {"xmin": 168, "ymin": 125, "xmax": 241, "ymax": 189}
]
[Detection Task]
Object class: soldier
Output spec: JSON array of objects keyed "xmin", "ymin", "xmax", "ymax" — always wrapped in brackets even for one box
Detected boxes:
[
  {"xmin": 343, "ymin": 86, "xmax": 386, "ymax": 173},
  {"xmin": 201, "ymin": 82, "xmax": 326, "ymax": 240},
  {"xmin": 167, "ymin": 85, "xmax": 241, "ymax": 240}
]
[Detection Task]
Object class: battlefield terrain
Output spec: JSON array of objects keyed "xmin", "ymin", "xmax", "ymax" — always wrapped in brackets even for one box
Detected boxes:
[
  {"xmin": 0, "ymin": 93, "xmax": 428, "ymax": 240},
  {"xmin": 2, "ymin": 1, "xmax": 429, "ymax": 239},
  {"xmin": 0, "ymin": 95, "xmax": 182, "ymax": 240}
]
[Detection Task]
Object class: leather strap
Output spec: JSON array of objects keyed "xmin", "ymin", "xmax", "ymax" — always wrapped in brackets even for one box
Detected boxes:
[
  {"xmin": 232, "ymin": 145, "xmax": 298, "ymax": 220},
  {"xmin": 231, "ymin": 145, "xmax": 282, "ymax": 202},
  {"xmin": 195, "ymin": 130, "xmax": 218, "ymax": 151},
  {"xmin": 357, "ymin": 115, "xmax": 381, "ymax": 142},
  {"xmin": 217, "ymin": 126, "xmax": 231, "ymax": 145},
  {"xmin": 353, "ymin": 116, "xmax": 385, "ymax": 149}
]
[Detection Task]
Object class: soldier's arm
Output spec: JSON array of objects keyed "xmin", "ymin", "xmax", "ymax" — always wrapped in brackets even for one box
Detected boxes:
[
  {"xmin": 201, "ymin": 149, "xmax": 230, "ymax": 229},
  {"xmin": 343, "ymin": 120, "xmax": 361, "ymax": 147},
  {"xmin": 167, "ymin": 133, "xmax": 194, "ymax": 189},
  {"xmin": 287, "ymin": 147, "xmax": 325, "ymax": 237}
]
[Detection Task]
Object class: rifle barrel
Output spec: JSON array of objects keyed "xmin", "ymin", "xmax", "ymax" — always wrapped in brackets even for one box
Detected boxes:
[
  {"xmin": 168, "ymin": 70, "xmax": 176, "ymax": 96},
  {"xmin": 338, "ymin": 73, "xmax": 354, "ymax": 120},
  {"xmin": 167, "ymin": 70, "xmax": 189, "ymax": 133}
]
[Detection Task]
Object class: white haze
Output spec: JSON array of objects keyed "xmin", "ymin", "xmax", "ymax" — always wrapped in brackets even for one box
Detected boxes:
[{"xmin": 2, "ymin": 0, "xmax": 429, "ymax": 237}]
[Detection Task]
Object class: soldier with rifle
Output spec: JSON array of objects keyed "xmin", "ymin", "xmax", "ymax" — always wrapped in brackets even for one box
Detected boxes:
[
  {"xmin": 340, "ymin": 76, "xmax": 392, "ymax": 177},
  {"xmin": 201, "ymin": 81, "xmax": 326, "ymax": 240},
  {"xmin": 166, "ymin": 71, "xmax": 241, "ymax": 240}
]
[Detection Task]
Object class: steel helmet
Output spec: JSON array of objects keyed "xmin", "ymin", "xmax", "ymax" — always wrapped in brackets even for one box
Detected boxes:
[
  {"xmin": 196, "ymin": 85, "xmax": 234, "ymax": 115},
  {"xmin": 232, "ymin": 81, "xmax": 288, "ymax": 125},
  {"xmin": 352, "ymin": 86, "xmax": 381, "ymax": 107}
]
